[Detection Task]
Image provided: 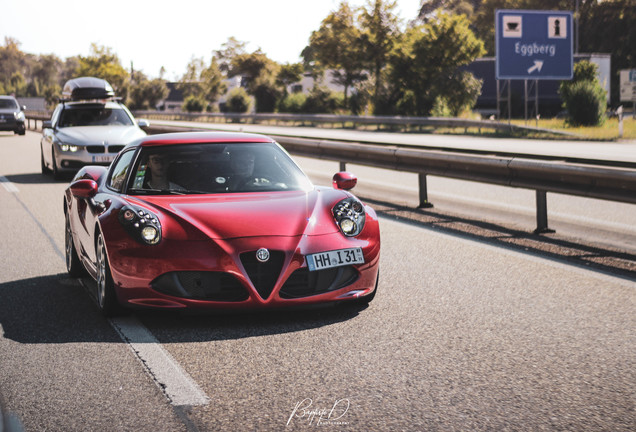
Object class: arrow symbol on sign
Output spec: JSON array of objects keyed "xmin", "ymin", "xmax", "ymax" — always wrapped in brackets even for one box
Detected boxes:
[{"xmin": 527, "ymin": 60, "xmax": 544, "ymax": 74}]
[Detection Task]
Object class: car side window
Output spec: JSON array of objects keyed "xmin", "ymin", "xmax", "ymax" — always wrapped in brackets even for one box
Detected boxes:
[{"xmin": 108, "ymin": 150, "xmax": 136, "ymax": 191}]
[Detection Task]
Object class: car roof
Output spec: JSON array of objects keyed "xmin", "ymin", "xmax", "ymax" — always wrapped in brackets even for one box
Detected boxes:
[
  {"xmin": 61, "ymin": 100, "xmax": 124, "ymax": 109},
  {"xmin": 129, "ymin": 131, "xmax": 275, "ymax": 149},
  {"xmin": 0, "ymin": 95, "xmax": 18, "ymax": 101}
]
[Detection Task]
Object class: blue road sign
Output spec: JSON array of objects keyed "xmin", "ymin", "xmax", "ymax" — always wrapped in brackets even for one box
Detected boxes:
[{"xmin": 496, "ymin": 10, "xmax": 573, "ymax": 80}]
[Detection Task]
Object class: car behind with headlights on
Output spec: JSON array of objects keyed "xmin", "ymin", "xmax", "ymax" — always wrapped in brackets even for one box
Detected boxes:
[
  {"xmin": 0, "ymin": 95, "xmax": 26, "ymax": 135},
  {"xmin": 40, "ymin": 77, "xmax": 148, "ymax": 179},
  {"xmin": 64, "ymin": 131, "xmax": 380, "ymax": 316}
]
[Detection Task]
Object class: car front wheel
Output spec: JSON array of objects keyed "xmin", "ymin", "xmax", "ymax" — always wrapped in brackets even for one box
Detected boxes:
[
  {"xmin": 96, "ymin": 233, "xmax": 121, "ymax": 316},
  {"xmin": 65, "ymin": 212, "xmax": 85, "ymax": 277}
]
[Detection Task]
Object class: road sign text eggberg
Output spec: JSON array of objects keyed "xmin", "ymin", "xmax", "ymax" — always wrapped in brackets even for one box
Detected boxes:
[{"xmin": 496, "ymin": 10, "xmax": 573, "ymax": 80}]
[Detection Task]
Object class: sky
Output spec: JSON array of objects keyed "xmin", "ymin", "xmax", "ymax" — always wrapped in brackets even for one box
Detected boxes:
[{"xmin": 1, "ymin": 0, "xmax": 423, "ymax": 81}]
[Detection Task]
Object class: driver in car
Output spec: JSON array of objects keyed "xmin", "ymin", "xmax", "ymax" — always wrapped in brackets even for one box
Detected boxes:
[
  {"xmin": 144, "ymin": 153, "xmax": 185, "ymax": 191},
  {"xmin": 227, "ymin": 149, "xmax": 258, "ymax": 191}
]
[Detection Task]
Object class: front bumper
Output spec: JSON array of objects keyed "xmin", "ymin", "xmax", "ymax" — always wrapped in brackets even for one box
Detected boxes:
[
  {"xmin": 107, "ymin": 232, "xmax": 380, "ymax": 309},
  {"xmin": 0, "ymin": 118, "xmax": 25, "ymax": 133},
  {"xmin": 55, "ymin": 144, "xmax": 124, "ymax": 171}
]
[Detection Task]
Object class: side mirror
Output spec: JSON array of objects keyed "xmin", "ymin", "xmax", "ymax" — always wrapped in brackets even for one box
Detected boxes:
[
  {"xmin": 70, "ymin": 179, "xmax": 98, "ymax": 199},
  {"xmin": 332, "ymin": 172, "xmax": 357, "ymax": 190},
  {"xmin": 137, "ymin": 119, "xmax": 150, "ymax": 128},
  {"xmin": 42, "ymin": 120, "xmax": 53, "ymax": 129}
]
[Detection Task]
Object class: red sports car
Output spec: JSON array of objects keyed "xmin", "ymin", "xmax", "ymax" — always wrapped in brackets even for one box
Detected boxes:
[{"xmin": 64, "ymin": 132, "xmax": 380, "ymax": 316}]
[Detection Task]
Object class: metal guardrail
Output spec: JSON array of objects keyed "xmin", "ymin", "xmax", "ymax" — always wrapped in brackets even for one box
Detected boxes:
[
  {"xmin": 142, "ymin": 123, "xmax": 636, "ymax": 234},
  {"xmin": 134, "ymin": 111, "xmax": 580, "ymax": 137},
  {"xmin": 26, "ymin": 114, "xmax": 634, "ymax": 234}
]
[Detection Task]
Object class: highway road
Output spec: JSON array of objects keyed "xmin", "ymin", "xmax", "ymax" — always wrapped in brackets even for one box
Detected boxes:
[{"xmin": 1, "ymin": 131, "xmax": 634, "ymax": 431}]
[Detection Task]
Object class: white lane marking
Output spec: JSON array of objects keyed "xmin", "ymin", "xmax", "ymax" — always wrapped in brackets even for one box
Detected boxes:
[
  {"xmin": 0, "ymin": 176, "xmax": 19, "ymax": 193},
  {"xmin": 110, "ymin": 316, "xmax": 210, "ymax": 407}
]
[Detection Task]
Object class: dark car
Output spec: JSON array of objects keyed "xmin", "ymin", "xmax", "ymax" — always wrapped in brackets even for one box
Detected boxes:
[
  {"xmin": 64, "ymin": 131, "xmax": 380, "ymax": 316},
  {"xmin": 41, "ymin": 77, "xmax": 148, "ymax": 179},
  {"xmin": 0, "ymin": 96, "xmax": 26, "ymax": 135}
]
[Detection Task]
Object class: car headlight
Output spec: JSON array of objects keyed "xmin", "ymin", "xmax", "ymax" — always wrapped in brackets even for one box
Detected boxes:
[
  {"xmin": 59, "ymin": 144, "xmax": 80, "ymax": 152},
  {"xmin": 118, "ymin": 205, "xmax": 162, "ymax": 245},
  {"xmin": 14, "ymin": 112, "xmax": 25, "ymax": 121},
  {"xmin": 332, "ymin": 197, "xmax": 366, "ymax": 237}
]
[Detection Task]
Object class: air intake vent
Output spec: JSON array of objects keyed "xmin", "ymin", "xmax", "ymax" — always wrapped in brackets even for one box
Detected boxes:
[{"xmin": 280, "ymin": 266, "xmax": 358, "ymax": 299}]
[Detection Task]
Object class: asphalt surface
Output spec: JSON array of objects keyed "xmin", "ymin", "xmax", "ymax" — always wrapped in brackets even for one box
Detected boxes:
[{"xmin": 0, "ymin": 131, "xmax": 634, "ymax": 431}]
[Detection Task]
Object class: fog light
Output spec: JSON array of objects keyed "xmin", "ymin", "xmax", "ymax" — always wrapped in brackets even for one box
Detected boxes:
[
  {"xmin": 141, "ymin": 226, "xmax": 159, "ymax": 244},
  {"xmin": 339, "ymin": 218, "xmax": 356, "ymax": 235}
]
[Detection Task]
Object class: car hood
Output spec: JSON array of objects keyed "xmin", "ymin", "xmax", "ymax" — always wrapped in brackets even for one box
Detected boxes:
[
  {"xmin": 55, "ymin": 126, "xmax": 146, "ymax": 145},
  {"xmin": 136, "ymin": 188, "xmax": 345, "ymax": 240}
]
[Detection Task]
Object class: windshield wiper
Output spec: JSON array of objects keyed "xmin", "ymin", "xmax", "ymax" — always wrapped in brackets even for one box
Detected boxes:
[{"xmin": 128, "ymin": 188, "xmax": 186, "ymax": 195}]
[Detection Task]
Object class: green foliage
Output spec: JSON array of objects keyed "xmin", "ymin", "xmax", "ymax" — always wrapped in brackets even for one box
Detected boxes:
[
  {"xmin": 225, "ymin": 87, "xmax": 251, "ymax": 113},
  {"xmin": 559, "ymin": 60, "xmax": 608, "ymax": 125},
  {"xmin": 278, "ymin": 92, "xmax": 307, "ymax": 113},
  {"xmin": 388, "ymin": 11, "xmax": 484, "ymax": 116},
  {"xmin": 303, "ymin": 86, "xmax": 343, "ymax": 114},
  {"xmin": 76, "ymin": 44, "xmax": 128, "ymax": 94},
  {"xmin": 562, "ymin": 81, "xmax": 607, "ymax": 126},
  {"xmin": 128, "ymin": 75, "xmax": 169, "ymax": 110},
  {"xmin": 359, "ymin": 0, "xmax": 401, "ymax": 105},
  {"xmin": 276, "ymin": 63, "xmax": 304, "ymax": 91},
  {"xmin": 560, "ymin": 61, "xmax": 607, "ymax": 126},
  {"xmin": 182, "ymin": 95, "xmax": 206, "ymax": 112},
  {"xmin": 303, "ymin": 2, "xmax": 367, "ymax": 105}
]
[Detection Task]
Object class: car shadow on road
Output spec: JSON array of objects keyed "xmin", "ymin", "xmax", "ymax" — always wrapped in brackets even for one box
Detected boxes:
[
  {"xmin": 0, "ymin": 273, "xmax": 367, "ymax": 344},
  {"xmin": 363, "ymin": 196, "xmax": 636, "ymax": 281},
  {"xmin": 5, "ymin": 172, "xmax": 70, "ymax": 185},
  {"xmin": 0, "ymin": 274, "xmax": 121, "ymax": 344}
]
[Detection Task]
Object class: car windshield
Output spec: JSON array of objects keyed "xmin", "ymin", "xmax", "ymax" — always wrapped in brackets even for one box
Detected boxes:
[
  {"xmin": 0, "ymin": 99, "xmax": 18, "ymax": 109},
  {"xmin": 128, "ymin": 142, "xmax": 313, "ymax": 194},
  {"xmin": 58, "ymin": 106, "xmax": 134, "ymax": 127}
]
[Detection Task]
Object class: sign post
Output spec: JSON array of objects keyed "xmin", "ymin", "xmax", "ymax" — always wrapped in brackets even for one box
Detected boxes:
[
  {"xmin": 496, "ymin": 10, "xmax": 573, "ymax": 80},
  {"xmin": 619, "ymin": 69, "xmax": 636, "ymax": 119},
  {"xmin": 495, "ymin": 10, "xmax": 573, "ymax": 121}
]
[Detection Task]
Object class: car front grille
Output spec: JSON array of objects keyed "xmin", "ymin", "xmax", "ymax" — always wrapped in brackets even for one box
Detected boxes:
[
  {"xmin": 86, "ymin": 145, "xmax": 125, "ymax": 154},
  {"xmin": 240, "ymin": 250, "xmax": 285, "ymax": 300},
  {"xmin": 151, "ymin": 271, "xmax": 249, "ymax": 302},
  {"xmin": 280, "ymin": 266, "xmax": 359, "ymax": 299}
]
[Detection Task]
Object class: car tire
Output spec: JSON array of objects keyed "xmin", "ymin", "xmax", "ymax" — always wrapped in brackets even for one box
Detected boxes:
[
  {"xmin": 52, "ymin": 150, "xmax": 62, "ymax": 180},
  {"xmin": 96, "ymin": 233, "xmax": 122, "ymax": 317},
  {"xmin": 65, "ymin": 212, "xmax": 85, "ymax": 277},
  {"xmin": 41, "ymin": 147, "xmax": 51, "ymax": 174}
]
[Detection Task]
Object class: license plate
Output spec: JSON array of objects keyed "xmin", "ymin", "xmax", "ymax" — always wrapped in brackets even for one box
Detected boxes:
[
  {"xmin": 306, "ymin": 248, "xmax": 364, "ymax": 271},
  {"xmin": 92, "ymin": 155, "xmax": 114, "ymax": 163},
  {"xmin": 0, "ymin": 118, "xmax": 6, "ymax": 123}
]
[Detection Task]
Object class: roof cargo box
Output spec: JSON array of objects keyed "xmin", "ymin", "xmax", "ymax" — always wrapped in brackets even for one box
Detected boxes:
[{"xmin": 62, "ymin": 77, "xmax": 115, "ymax": 101}]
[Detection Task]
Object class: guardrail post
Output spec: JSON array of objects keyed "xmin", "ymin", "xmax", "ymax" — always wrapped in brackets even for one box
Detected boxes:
[
  {"xmin": 534, "ymin": 190, "xmax": 555, "ymax": 234},
  {"xmin": 418, "ymin": 174, "xmax": 434, "ymax": 208}
]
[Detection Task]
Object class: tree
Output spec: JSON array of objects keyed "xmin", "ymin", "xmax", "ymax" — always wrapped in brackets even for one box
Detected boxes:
[
  {"xmin": 359, "ymin": 0, "xmax": 401, "ymax": 107},
  {"xmin": 230, "ymin": 50, "xmax": 280, "ymax": 112},
  {"xmin": 76, "ymin": 44, "xmax": 128, "ymax": 94},
  {"xmin": 128, "ymin": 73, "xmax": 169, "ymax": 110},
  {"xmin": 276, "ymin": 63, "xmax": 304, "ymax": 93},
  {"xmin": 388, "ymin": 12, "xmax": 485, "ymax": 115},
  {"xmin": 178, "ymin": 56, "xmax": 226, "ymax": 110},
  {"xmin": 0, "ymin": 37, "xmax": 28, "ymax": 96},
  {"xmin": 303, "ymin": 2, "xmax": 367, "ymax": 106},
  {"xmin": 215, "ymin": 37, "xmax": 248, "ymax": 75}
]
